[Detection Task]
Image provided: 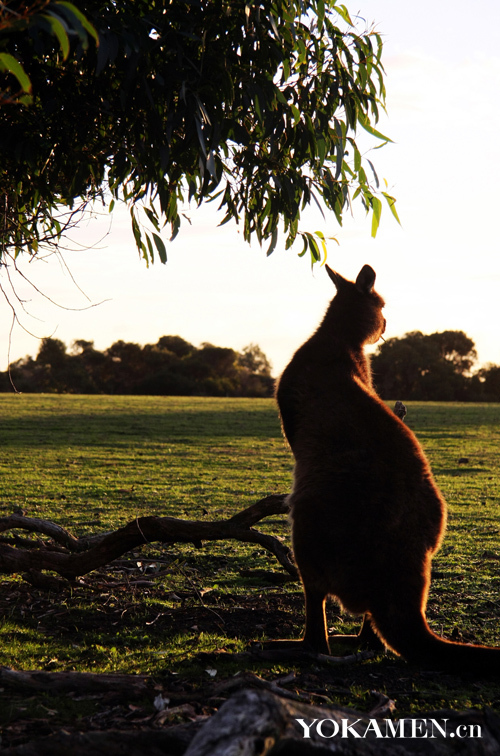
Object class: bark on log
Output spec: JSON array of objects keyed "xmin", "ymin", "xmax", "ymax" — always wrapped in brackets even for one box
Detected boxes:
[
  {"xmin": 0, "ymin": 494, "xmax": 297, "ymax": 581},
  {"xmin": 0, "ymin": 725, "xmax": 201, "ymax": 756},
  {"xmin": 184, "ymin": 688, "xmax": 500, "ymax": 755},
  {"xmin": 0, "ymin": 666, "xmax": 151, "ymax": 698}
]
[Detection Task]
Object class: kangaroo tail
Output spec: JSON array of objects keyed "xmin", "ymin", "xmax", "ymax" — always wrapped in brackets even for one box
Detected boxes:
[{"xmin": 371, "ymin": 605, "xmax": 500, "ymax": 676}]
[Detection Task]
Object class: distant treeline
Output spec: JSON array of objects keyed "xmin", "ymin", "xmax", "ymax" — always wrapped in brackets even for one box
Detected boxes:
[
  {"xmin": 3, "ymin": 329, "xmax": 500, "ymax": 401},
  {"xmin": 372, "ymin": 330, "xmax": 500, "ymax": 402},
  {"xmin": 0, "ymin": 336, "xmax": 274, "ymax": 397}
]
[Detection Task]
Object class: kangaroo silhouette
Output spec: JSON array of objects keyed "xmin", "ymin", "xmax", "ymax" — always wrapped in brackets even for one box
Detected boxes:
[{"xmin": 275, "ymin": 264, "xmax": 500, "ymax": 673}]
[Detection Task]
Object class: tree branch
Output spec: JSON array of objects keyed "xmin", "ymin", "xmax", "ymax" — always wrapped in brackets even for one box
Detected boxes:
[
  {"xmin": 0, "ymin": 514, "xmax": 82, "ymax": 550},
  {"xmin": 0, "ymin": 494, "xmax": 297, "ymax": 582}
]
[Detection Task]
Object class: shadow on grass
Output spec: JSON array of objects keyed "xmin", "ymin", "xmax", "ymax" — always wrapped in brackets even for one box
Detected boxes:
[
  {"xmin": 433, "ymin": 467, "xmax": 488, "ymax": 476},
  {"xmin": 3, "ymin": 409, "xmax": 282, "ymax": 448}
]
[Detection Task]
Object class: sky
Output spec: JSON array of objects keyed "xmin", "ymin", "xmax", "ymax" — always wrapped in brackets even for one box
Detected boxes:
[{"xmin": 2, "ymin": 0, "xmax": 500, "ymax": 376}]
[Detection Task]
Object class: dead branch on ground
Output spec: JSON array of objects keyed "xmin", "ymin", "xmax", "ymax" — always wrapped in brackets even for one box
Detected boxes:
[{"xmin": 0, "ymin": 494, "xmax": 297, "ymax": 583}]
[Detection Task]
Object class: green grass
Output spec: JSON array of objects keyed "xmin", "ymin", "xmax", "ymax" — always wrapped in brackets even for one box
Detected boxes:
[
  {"xmin": 0, "ymin": 395, "xmax": 292, "ymax": 672},
  {"xmin": 403, "ymin": 403, "xmax": 500, "ymax": 648},
  {"xmin": 2, "ymin": 395, "xmax": 500, "ymax": 721},
  {"xmin": 0, "ymin": 395, "xmax": 290, "ymax": 527}
]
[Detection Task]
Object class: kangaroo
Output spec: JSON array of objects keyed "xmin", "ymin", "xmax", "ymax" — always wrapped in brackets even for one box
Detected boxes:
[{"xmin": 275, "ymin": 263, "xmax": 500, "ymax": 673}]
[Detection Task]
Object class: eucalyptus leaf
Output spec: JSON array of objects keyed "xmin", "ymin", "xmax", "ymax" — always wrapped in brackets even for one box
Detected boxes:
[
  {"xmin": 357, "ymin": 110, "xmax": 393, "ymax": 143},
  {"xmin": 43, "ymin": 13, "xmax": 70, "ymax": 60},
  {"xmin": 382, "ymin": 192, "xmax": 401, "ymax": 225},
  {"xmin": 370, "ymin": 196, "xmax": 382, "ymax": 238},
  {"xmin": 152, "ymin": 233, "xmax": 168, "ymax": 264},
  {"xmin": 0, "ymin": 53, "xmax": 31, "ymax": 93}
]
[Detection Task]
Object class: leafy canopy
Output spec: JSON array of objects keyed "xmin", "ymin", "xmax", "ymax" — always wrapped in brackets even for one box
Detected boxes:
[{"xmin": 0, "ymin": 0, "xmax": 397, "ymax": 267}]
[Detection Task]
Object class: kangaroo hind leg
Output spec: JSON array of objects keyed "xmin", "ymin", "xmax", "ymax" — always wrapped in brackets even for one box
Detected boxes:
[
  {"xmin": 302, "ymin": 585, "xmax": 330, "ymax": 654},
  {"xmin": 257, "ymin": 585, "xmax": 329, "ymax": 652},
  {"xmin": 303, "ymin": 587, "xmax": 384, "ymax": 654}
]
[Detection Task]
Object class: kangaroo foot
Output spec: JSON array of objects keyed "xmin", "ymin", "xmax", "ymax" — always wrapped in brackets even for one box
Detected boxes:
[
  {"xmin": 328, "ymin": 632, "xmax": 384, "ymax": 654},
  {"xmin": 250, "ymin": 638, "xmax": 327, "ymax": 660},
  {"xmin": 249, "ymin": 638, "xmax": 376, "ymax": 664},
  {"xmin": 356, "ymin": 617, "xmax": 386, "ymax": 651},
  {"xmin": 255, "ymin": 638, "xmax": 314, "ymax": 651},
  {"xmin": 328, "ymin": 633, "xmax": 365, "ymax": 650}
]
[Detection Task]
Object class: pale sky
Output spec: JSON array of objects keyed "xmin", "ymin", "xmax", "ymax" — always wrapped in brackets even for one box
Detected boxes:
[{"xmin": 2, "ymin": 0, "xmax": 500, "ymax": 376}]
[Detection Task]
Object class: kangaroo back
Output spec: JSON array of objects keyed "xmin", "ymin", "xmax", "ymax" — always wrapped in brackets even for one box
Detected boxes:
[{"xmin": 275, "ymin": 264, "xmax": 500, "ymax": 675}]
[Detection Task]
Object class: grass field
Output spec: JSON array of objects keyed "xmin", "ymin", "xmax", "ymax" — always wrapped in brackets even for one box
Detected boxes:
[{"xmin": 2, "ymin": 395, "xmax": 500, "ymax": 736}]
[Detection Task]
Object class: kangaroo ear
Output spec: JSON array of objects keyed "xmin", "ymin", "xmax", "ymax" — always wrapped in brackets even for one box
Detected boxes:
[
  {"xmin": 325, "ymin": 265, "xmax": 347, "ymax": 291},
  {"xmin": 355, "ymin": 264, "xmax": 376, "ymax": 294}
]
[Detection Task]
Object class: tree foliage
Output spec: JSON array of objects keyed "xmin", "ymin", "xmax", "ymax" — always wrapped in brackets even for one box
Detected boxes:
[
  {"xmin": 1, "ymin": 335, "xmax": 274, "ymax": 396},
  {"xmin": 0, "ymin": 1, "xmax": 97, "ymax": 106},
  {"xmin": 476, "ymin": 364, "xmax": 500, "ymax": 403},
  {"xmin": 0, "ymin": 0, "xmax": 396, "ymax": 268},
  {"xmin": 370, "ymin": 330, "xmax": 499, "ymax": 402},
  {"xmin": 0, "ymin": 1, "xmax": 100, "ymax": 257}
]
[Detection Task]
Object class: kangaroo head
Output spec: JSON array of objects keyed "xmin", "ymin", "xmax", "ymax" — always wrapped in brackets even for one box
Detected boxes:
[{"xmin": 325, "ymin": 264, "xmax": 386, "ymax": 345}]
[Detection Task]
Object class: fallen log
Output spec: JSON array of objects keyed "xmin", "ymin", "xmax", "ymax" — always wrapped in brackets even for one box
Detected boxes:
[
  {"xmin": 3, "ymin": 687, "xmax": 497, "ymax": 756},
  {"xmin": 0, "ymin": 667, "xmax": 151, "ymax": 698},
  {"xmin": 0, "ymin": 494, "xmax": 297, "ymax": 582},
  {"xmin": 184, "ymin": 688, "xmax": 500, "ymax": 755}
]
